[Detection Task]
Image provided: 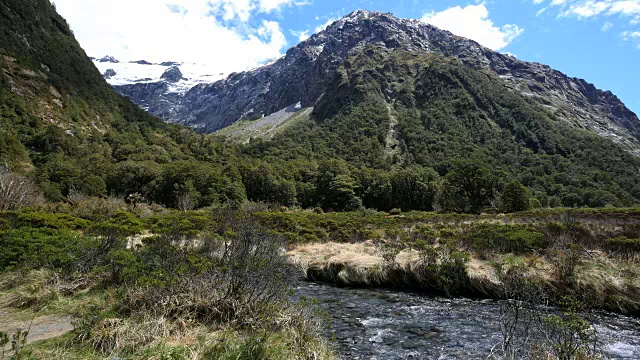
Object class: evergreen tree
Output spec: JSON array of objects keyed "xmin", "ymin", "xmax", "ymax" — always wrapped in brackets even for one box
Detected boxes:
[{"xmin": 501, "ymin": 179, "xmax": 531, "ymax": 213}]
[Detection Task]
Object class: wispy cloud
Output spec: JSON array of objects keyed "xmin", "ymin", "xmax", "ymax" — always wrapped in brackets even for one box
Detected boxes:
[{"xmin": 532, "ymin": 1, "xmax": 640, "ymax": 48}]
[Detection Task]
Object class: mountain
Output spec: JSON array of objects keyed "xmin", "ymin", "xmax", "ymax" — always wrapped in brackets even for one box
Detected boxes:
[
  {"xmin": 0, "ymin": 0, "xmax": 244, "ymax": 205},
  {"xmin": 92, "ymin": 57, "xmax": 228, "ymax": 121},
  {"xmin": 110, "ymin": 10, "xmax": 640, "ymax": 155},
  {"xmin": 1, "ymin": 1, "xmax": 639, "ymax": 211}
]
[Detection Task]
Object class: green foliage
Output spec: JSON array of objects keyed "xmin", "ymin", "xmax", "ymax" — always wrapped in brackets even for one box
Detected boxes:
[
  {"xmin": 144, "ymin": 211, "xmax": 213, "ymax": 237},
  {"xmin": 542, "ymin": 297, "xmax": 599, "ymax": 360},
  {"xmin": 241, "ymin": 163, "xmax": 297, "ymax": 206},
  {"xmin": 607, "ymin": 236, "xmax": 640, "ymax": 260},
  {"xmin": 16, "ymin": 211, "xmax": 90, "ymax": 230},
  {"xmin": 467, "ymin": 224, "xmax": 548, "ymax": 254},
  {"xmin": 441, "ymin": 160, "xmax": 501, "ymax": 214},
  {"xmin": 89, "ymin": 211, "xmax": 143, "ymax": 237},
  {"xmin": 0, "ymin": 227, "xmax": 89, "ymax": 271},
  {"xmin": 413, "ymin": 242, "xmax": 470, "ymax": 297},
  {"xmin": 501, "ymin": 179, "xmax": 532, "ymax": 213},
  {"xmin": 2, "ymin": 0, "xmax": 640, "ymax": 218},
  {"xmin": 0, "ymin": 328, "xmax": 29, "ymax": 359}
]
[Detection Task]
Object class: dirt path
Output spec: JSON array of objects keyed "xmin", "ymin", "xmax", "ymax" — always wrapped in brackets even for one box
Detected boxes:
[{"xmin": 0, "ymin": 309, "xmax": 73, "ymax": 343}]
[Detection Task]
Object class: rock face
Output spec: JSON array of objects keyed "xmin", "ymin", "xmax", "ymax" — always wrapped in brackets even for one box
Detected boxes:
[
  {"xmin": 131, "ymin": 60, "xmax": 153, "ymax": 65},
  {"xmin": 103, "ymin": 69, "xmax": 116, "ymax": 79},
  {"xmin": 160, "ymin": 66, "xmax": 184, "ymax": 82},
  {"xmin": 109, "ymin": 10, "xmax": 640, "ymax": 152},
  {"xmin": 98, "ymin": 55, "xmax": 119, "ymax": 63}
]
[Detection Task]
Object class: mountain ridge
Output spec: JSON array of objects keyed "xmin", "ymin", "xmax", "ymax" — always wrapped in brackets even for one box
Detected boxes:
[{"xmin": 111, "ymin": 10, "xmax": 640, "ymax": 154}]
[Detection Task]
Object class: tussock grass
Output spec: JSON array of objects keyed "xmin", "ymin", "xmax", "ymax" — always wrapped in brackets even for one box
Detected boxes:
[{"xmin": 288, "ymin": 242, "xmax": 640, "ymax": 315}]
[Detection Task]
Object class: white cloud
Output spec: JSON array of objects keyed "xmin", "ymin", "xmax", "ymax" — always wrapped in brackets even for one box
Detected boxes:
[
  {"xmin": 601, "ymin": 21, "xmax": 614, "ymax": 30},
  {"xmin": 622, "ymin": 30, "xmax": 640, "ymax": 38},
  {"xmin": 315, "ymin": 18, "xmax": 338, "ymax": 33},
  {"xmin": 292, "ymin": 30, "xmax": 310, "ymax": 42},
  {"xmin": 533, "ymin": 0, "xmax": 545, "ymax": 4},
  {"xmin": 207, "ymin": 0, "xmax": 310, "ymax": 21},
  {"xmin": 608, "ymin": 0, "xmax": 640, "ymax": 16},
  {"xmin": 51, "ymin": 0, "xmax": 298, "ymax": 74},
  {"xmin": 259, "ymin": 0, "xmax": 311, "ymax": 13},
  {"xmin": 550, "ymin": 0, "xmax": 640, "ymax": 19},
  {"xmin": 543, "ymin": 0, "xmax": 640, "ymax": 47},
  {"xmin": 537, "ymin": 7, "xmax": 548, "ymax": 16},
  {"xmin": 421, "ymin": 4, "xmax": 524, "ymax": 51},
  {"xmin": 561, "ymin": 1, "xmax": 610, "ymax": 18}
]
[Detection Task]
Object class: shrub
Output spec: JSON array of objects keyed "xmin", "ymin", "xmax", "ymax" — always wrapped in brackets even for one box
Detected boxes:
[
  {"xmin": 500, "ymin": 180, "xmax": 532, "ymax": 213},
  {"xmin": 607, "ymin": 236, "xmax": 640, "ymax": 261},
  {"xmin": 0, "ymin": 166, "xmax": 43, "ymax": 210},
  {"xmin": 70, "ymin": 195, "xmax": 129, "ymax": 220},
  {"xmin": 1, "ymin": 228, "xmax": 77, "ymax": 271},
  {"xmin": 144, "ymin": 211, "xmax": 213, "ymax": 237},
  {"xmin": 467, "ymin": 224, "xmax": 548, "ymax": 254},
  {"xmin": 541, "ymin": 297, "xmax": 600, "ymax": 360},
  {"xmin": 116, "ymin": 211, "xmax": 294, "ymax": 327},
  {"xmin": 16, "ymin": 211, "xmax": 90, "ymax": 230},
  {"xmin": 414, "ymin": 242, "xmax": 469, "ymax": 296},
  {"xmin": 90, "ymin": 211, "xmax": 144, "ymax": 238},
  {"xmin": 388, "ymin": 208, "xmax": 402, "ymax": 216},
  {"xmin": 549, "ymin": 244, "xmax": 581, "ymax": 283}
]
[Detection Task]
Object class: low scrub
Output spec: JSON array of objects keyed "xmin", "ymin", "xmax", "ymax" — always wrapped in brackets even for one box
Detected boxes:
[
  {"xmin": 466, "ymin": 224, "xmax": 548, "ymax": 255},
  {"xmin": 607, "ymin": 236, "xmax": 640, "ymax": 261}
]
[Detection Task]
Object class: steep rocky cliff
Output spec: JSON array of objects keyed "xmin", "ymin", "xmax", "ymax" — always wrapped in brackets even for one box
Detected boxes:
[{"xmin": 110, "ymin": 10, "xmax": 640, "ymax": 153}]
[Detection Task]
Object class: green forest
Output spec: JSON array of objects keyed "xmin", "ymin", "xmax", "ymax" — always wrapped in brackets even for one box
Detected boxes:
[{"xmin": 2, "ymin": 0, "xmax": 640, "ymax": 217}]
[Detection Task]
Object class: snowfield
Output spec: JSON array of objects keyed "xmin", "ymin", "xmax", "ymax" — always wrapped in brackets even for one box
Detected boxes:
[{"xmin": 93, "ymin": 59, "xmax": 228, "ymax": 94}]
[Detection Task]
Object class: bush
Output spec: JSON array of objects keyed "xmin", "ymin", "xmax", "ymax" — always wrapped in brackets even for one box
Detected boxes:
[
  {"xmin": 144, "ymin": 211, "xmax": 213, "ymax": 237},
  {"xmin": 116, "ymin": 211, "xmax": 294, "ymax": 327},
  {"xmin": 90, "ymin": 211, "xmax": 144, "ymax": 238},
  {"xmin": 0, "ymin": 227, "xmax": 91, "ymax": 272},
  {"xmin": 607, "ymin": 236, "xmax": 640, "ymax": 261},
  {"xmin": 414, "ymin": 241, "xmax": 470, "ymax": 296},
  {"xmin": 70, "ymin": 196, "xmax": 128, "ymax": 220},
  {"xmin": 17, "ymin": 211, "xmax": 90, "ymax": 230},
  {"xmin": 389, "ymin": 208, "xmax": 402, "ymax": 216},
  {"xmin": 0, "ymin": 166, "xmax": 43, "ymax": 210},
  {"xmin": 468, "ymin": 224, "xmax": 548, "ymax": 254}
]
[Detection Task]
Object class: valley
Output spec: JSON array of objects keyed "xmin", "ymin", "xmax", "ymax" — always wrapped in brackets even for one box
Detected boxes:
[{"xmin": 1, "ymin": 0, "xmax": 640, "ymax": 359}]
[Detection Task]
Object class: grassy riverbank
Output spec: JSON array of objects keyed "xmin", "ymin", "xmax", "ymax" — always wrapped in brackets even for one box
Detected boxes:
[
  {"xmin": 271, "ymin": 208, "xmax": 640, "ymax": 315},
  {"xmin": 1, "ymin": 203, "xmax": 639, "ymax": 358},
  {"xmin": 0, "ymin": 205, "xmax": 336, "ymax": 359}
]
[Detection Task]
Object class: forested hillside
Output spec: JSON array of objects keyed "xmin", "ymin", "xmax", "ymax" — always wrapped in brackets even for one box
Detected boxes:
[
  {"xmin": 0, "ymin": 0, "xmax": 245, "ymax": 207},
  {"xmin": 242, "ymin": 48, "xmax": 640, "ymax": 211},
  {"xmin": 1, "ymin": 0, "xmax": 639, "ymax": 214}
]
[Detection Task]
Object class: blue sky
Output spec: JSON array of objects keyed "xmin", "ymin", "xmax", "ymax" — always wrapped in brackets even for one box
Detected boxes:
[{"xmin": 54, "ymin": 0, "xmax": 640, "ymax": 114}]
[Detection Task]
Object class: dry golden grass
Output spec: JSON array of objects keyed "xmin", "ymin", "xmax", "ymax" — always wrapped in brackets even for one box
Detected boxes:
[{"xmin": 288, "ymin": 242, "xmax": 640, "ymax": 313}]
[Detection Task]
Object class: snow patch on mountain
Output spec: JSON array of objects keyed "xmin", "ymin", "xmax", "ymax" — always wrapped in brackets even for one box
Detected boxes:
[{"xmin": 92, "ymin": 59, "xmax": 228, "ymax": 94}]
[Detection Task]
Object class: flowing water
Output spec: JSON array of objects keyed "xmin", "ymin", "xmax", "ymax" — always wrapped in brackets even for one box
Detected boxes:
[{"xmin": 294, "ymin": 282, "xmax": 640, "ymax": 359}]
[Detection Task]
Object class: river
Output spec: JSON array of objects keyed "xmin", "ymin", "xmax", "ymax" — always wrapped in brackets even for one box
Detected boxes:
[{"xmin": 294, "ymin": 282, "xmax": 640, "ymax": 359}]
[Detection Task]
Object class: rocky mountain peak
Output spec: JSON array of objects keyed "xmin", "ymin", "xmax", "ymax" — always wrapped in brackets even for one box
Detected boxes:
[
  {"xmin": 110, "ymin": 10, "xmax": 640, "ymax": 153},
  {"xmin": 103, "ymin": 68, "xmax": 116, "ymax": 79},
  {"xmin": 98, "ymin": 55, "xmax": 119, "ymax": 63},
  {"xmin": 161, "ymin": 66, "xmax": 184, "ymax": 82},
  {"xmin": 131, "ymin": 60, "xmax": 153, "ymax": 65}
]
